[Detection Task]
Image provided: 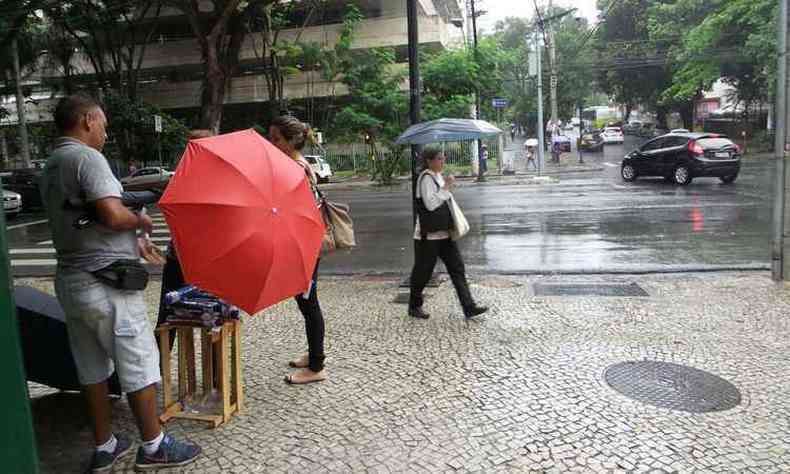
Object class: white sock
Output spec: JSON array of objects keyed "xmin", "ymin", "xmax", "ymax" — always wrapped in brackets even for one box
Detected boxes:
[
  {"xmin": 142, "ymin": 431, "xmax": 165, "ymax": 455},
  {"xmin": 96, "ymin": 434, "xmax": 118, "ymax": 454}
]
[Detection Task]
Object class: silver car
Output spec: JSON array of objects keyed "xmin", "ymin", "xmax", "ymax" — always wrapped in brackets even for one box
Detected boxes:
[
  {"xmin": 3, "ymin": 189, "xmax": 22, "ymax": 218},
  {"xmin": 121, "ymin": 167, "xmax": 174, "ymax": 191}
]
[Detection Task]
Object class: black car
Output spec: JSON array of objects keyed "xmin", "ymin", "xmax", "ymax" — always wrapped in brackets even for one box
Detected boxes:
[{"xmin": 621, "ymin": 133, "xmax": 741, "ymax": 185}]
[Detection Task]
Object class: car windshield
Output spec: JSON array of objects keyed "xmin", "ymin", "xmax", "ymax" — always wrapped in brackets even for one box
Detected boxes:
[
  {"xmin": 698, "ymin": 138, "xmax": 735, "ymax": 149},
  {"xmin": 305, "ymin": 157, "xmax": 317, "ymax": 164}
]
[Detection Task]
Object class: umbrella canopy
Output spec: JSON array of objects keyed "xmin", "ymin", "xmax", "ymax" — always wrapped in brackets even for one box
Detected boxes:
[
  {"xmin": 159, "ymin": 129, "xmax": 325, "ymax": 315},
  {"xmin": 394, "ymin": 118, "xmax": 503, "ymax": 145}
]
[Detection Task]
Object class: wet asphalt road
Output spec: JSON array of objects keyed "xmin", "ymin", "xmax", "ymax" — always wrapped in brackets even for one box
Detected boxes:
[{"xmin": 5, "ymin": 135, "xmax": 774, "ymax": 276}]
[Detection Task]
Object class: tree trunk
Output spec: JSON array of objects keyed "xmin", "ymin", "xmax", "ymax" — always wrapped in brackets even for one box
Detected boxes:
[
  {"xmin": 199, "ymin": 58, "xmax": 227, "ymax": 133},
  {"xmin": 676, "ymin": 97, "xmax": 696, "ymax": 130},
  {"xmin": 11, "ymin": 37, "xmax": 30, "ymax": 168},
  {"xmin": 655, "ymin": 106, "xmax": 669, "ymax": 130},
  {"xmin": 0, "ymin": 130, "xmax": 8, "ymax": 167},
  {"xmin": 624, "ymin": 104, "xmax": 632, "ymax": 123}
]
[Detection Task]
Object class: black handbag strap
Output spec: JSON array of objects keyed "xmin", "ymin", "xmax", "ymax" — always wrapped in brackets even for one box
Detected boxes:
[{"xmin": 417, "ymin": 171, "xmax": 442, "ymax": 199}]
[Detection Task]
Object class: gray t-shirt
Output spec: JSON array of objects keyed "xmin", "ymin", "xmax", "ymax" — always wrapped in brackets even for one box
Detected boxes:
[{"xmin": 41, "ymin": 137, "xmax": 138, "ymax": 272}]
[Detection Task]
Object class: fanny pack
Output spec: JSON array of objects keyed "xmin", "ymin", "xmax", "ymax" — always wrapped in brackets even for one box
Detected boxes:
[{"xmin": 92, "ymin": 260, "xmax": 150, "ymax": 291}]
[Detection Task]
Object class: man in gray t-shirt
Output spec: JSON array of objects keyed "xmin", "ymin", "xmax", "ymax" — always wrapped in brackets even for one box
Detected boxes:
[
  {"xmin": 42, "ymin": 94, "xmax": 200, "ymax": 472},
  {"xmin": 41, "ymin": 137, "xmax": 138, "ymax": 272}
]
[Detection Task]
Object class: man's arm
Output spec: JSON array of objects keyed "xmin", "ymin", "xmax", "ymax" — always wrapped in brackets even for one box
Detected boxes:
[{"xmin": 95, "ymin": 197, "xmax": 153, "ymax": 234}]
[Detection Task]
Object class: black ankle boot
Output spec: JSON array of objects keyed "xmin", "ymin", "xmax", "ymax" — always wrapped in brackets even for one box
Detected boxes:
[{"xmin": 408, "ymin": 307, "xmax": 430, "ymax": 319}]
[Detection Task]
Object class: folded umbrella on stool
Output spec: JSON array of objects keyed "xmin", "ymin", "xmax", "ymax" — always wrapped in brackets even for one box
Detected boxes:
[{"xmin": 15, "ymin": 286, "xmax": 122, "ymax": 395}]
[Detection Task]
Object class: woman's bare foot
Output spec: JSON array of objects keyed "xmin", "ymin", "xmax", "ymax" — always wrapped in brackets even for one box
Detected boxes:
[
  {"xmin": 288, "ymin": 353, "xmax": 309, "ymax": 368},
  {"xmin": 284, "ymin": 368, "xmax": 327, "ymax": 385}
]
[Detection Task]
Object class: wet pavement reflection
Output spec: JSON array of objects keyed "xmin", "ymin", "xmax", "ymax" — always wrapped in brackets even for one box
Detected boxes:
[{"xmin": 6, "ymin": 135, "xmax": 774, "ymax": 275}]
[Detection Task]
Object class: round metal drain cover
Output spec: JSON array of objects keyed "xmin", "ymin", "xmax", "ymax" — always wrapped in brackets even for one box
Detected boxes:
[{"xmin": 605, "ymin": 361, "xmax": 741, "ymax": 413}]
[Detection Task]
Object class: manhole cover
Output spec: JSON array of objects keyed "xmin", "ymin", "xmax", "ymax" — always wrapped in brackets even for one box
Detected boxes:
[
  {"xmin": 604, "ymin": 361, "xmax": 741, "ymax": 413},
  {"xmin": 534, "ymin": 283, "xmax": 648, "ymax": 297}
]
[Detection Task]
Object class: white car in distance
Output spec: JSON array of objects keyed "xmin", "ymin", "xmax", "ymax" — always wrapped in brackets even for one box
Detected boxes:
[{"xmin": 601, "ymin": 127, "xmax": 624, "ymax": 144}]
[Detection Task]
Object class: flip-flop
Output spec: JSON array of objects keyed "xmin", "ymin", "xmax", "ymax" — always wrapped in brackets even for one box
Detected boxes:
[
  {"xmin": 284, "ymin": 371, "xmax": 327, "ymax": 385},
  {"xmin": 288, "ymin": 355, "xmax": 309, "ymax": 368}
]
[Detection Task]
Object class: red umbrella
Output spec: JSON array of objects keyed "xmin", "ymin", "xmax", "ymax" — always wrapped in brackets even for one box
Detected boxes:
[{"xmin": 159, "ymin": 129, "xmax": 325, "ymax": 315}]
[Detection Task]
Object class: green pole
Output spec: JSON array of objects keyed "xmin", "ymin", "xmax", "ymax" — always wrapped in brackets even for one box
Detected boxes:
[{"xmin": 0, "ymin": 178, "xmax": 39, "ymax": 473}]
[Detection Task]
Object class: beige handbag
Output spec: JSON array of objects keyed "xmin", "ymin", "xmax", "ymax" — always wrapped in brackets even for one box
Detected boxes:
[
  {"xmin": 297, "ymin": 159, "xmax": 356, "ymax": 253},
  {"xmin": 319, "ymin": 197, "xmax": 356, "ymax": 253},
  {"xmin": 449, "ymin": 196, "xmax": 470, "ymax": 240}
]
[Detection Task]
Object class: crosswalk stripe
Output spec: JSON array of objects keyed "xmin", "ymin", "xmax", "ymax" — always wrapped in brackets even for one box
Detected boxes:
[{"xmin": 11, "ymin": 246, "xmax": 167, "ymax": 255}]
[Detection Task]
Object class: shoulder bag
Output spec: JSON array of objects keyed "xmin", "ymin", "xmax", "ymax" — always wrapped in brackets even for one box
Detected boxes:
[{"xmin": 416, "ymin": 171, "xmax": 453, "ymax": 237}]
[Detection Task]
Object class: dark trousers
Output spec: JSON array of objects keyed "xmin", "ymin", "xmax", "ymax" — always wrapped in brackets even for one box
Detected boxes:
[
  {"xmin": 294, "ymin": 260, "xmax": 325, "ymax": 372},
  {"xmin": 409, "ymin": 238, "xmax": 474, "ymax": 311}
]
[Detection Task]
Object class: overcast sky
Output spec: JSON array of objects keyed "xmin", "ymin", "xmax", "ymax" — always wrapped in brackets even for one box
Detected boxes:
[{"xmin": 477, "ymin": 0, "xmax": 600, "ymax": 34}]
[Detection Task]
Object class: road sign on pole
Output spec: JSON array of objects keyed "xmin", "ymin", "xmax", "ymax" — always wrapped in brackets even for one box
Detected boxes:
[
  {"xmin": 492, "ymin": 98, "xmax": 509, "ymax": 109},
  {"xmin": 154, "ymin": 115, "xmax": 162, "ymax": 134}
]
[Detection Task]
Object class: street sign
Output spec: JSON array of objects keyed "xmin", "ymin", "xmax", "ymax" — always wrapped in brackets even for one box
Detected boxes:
[
  {"xmin": 154, "ymin": 115, "xmax": 162, "ymax": 133},
  {"xmin": 492, "ymin": 98, "xmax": 509, "ymax": 109},
  {"xmin": 550, "ymin": 75, "xmax": 558, "ymax": 89}
]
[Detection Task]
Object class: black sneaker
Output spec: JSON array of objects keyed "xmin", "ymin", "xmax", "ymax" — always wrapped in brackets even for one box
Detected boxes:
[
  {"xmin": 90, "ymin": 434, "xmax": 133, "ymax": 473},
  {"xmin": 134, "ymin": 434, "xmax": 201, "ymax": 471},
  {"xmin": 408, "ymin": 307, "xmax": 430, "ymax": 319},
  {"xmin": 464, "ymin": 305, "xmax": 489, "ymax": 319}
]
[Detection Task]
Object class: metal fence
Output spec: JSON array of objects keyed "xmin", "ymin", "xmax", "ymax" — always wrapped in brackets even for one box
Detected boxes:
[{"xmin": 310, "ymin": 138, "xmax": 502, "ymax": 175}]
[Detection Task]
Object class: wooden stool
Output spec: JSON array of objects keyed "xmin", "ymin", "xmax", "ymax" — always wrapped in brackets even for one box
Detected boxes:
[{"xmin": 156, "ymin": 321, "xmax": 243, "ymax": 428}]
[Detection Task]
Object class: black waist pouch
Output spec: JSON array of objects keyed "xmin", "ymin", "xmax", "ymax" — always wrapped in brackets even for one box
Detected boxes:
[{"xmin": 92, "ymin": 260, "xmax": 150, "ymax": 291}]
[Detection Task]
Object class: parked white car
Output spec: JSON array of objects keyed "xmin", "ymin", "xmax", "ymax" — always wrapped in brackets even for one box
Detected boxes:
[
  {"xmin": 121, "ymin": 167, "xmax": 174, "ymax": 190},
  {"xmin": 670, "ymin": 128, "xmax": 691, "ymax": 134},
  {"xmin": 3, "ymin": 189, "xmax": 22, "ymax": 218},
  {"xmin": 303, "ymin": 155, "xmax": 333, "ymax": 184},
  {"xmin": 602, "ymin": 127, "xmax": 624, "ymax": 144}
]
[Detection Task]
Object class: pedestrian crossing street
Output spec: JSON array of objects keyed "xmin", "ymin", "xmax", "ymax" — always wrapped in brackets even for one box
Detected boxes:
[{"xmin": 10, "ymin": 214, "xmax": 171, "ymax": 269}]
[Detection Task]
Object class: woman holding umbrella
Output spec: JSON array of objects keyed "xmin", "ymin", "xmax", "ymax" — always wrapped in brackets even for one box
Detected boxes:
[
  {"xmin": 408, "ymin": 148, "xmax": 488, "ymax": 320},
  {"xmin": 269, "ymin": 115, "xmax": 327, "ymax": 385}
]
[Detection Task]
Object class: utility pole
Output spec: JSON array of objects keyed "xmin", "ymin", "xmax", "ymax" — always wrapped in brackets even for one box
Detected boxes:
[
  {"xmin": 11, "ymin": 37, "xmax": 31, "ymax": 169},
  {"xmin": 547, "ymin": 0, "xmax": 559, "ymax": 131},
  {"xmin": 534, "ymin": 28, "xmax": 545, "ymax": 175},
  {"xmin": 406, "ymin": 0, "xmax": 421, "ymax": 225},
  {"xmin": 777, "ymin": 0, "xmax": 790, "ymax": 280},
  {"xmin": 471, "ymin": 0, "xmax": 485, "ymax": 182}
]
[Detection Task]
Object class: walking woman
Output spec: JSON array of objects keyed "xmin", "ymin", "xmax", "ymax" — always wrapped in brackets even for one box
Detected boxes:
[
  {"xmin": 269, "ymin": 115, "xmax": 327, "ymax": 384},
  {"xmin": 409, "ymin": 148, "xmax": 488, "ymax": 320}
]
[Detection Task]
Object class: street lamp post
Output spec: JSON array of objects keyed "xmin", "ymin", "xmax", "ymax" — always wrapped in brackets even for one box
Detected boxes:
[
  {"xmin": 471, "ymin": 0, "xmax": 485, "ymax": 182},
  {"xmin": 773, "ymin": 0, "xmax": 789, "ymax": 280}
]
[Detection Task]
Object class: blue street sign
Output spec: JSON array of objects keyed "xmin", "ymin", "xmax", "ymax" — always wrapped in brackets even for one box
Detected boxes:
[{"xmin": 492, "ymin": 98, "xmax": 509, "ymax": 109}]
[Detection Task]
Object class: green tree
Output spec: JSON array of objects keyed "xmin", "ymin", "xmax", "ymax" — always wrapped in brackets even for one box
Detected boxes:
[
  {"xmin": 44, "ymin": 1, "xmax": 163, "ymax": 101},
  {"xmin": 102, "ymin": 92, "xmax": 189, "ymax": 167},
  {"xmin": 421, "ymin": 47, "xmax": 475, "ymax": 120},
  {"xmin": 649, "ymin": 0, "xmax": 776, "ymax": 122},
  {"xmin": 172, "ymin": 0, "xmax": 272, "ymax": 132},
  {"xmin": 333, "ymin": 48, "xmax": 407, "ymax": 185}
]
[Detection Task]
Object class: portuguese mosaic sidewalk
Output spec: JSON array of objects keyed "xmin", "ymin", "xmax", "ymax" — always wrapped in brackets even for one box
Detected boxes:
[{"xmin": 19, "ymin": 271, "xmax": 790, "ymax": 473}]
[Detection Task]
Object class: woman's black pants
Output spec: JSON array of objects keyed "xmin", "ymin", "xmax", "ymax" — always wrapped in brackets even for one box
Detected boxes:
[
  {"xmin": 409, "ymin": 238, "xmax": 474, "ymax": 311},
  {"xmin": 294, "ymin": 260, "xmax": 326, "ymax": 372}
]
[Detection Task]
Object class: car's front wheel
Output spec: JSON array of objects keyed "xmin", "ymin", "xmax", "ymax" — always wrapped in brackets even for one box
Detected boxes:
[
  {"xmin": 621, "ymin": 164, "xmax": 637, "ymax": 182},
  {"xmin": 720, "ymin": 173, "xmax": 738, "ymax": 184},
  {"xmin": 673, "ymin": 165, "xmax": 693, "ymax": 185}
]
